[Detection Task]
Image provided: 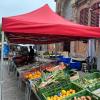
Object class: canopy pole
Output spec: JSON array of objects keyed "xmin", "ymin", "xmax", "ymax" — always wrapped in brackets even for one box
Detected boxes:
[
  {"xmin": 87, "ymin": 6, "xmax": 96, "ymax": 70},
  {"xmin": 0, "ymin": 31, "xmax": 4, "ymax": 100},
  {"xmin": 97, "ymin": 4, "xmax": 100, "ymax": 71}
]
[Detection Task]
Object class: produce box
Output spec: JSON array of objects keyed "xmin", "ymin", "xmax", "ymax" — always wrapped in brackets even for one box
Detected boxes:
[
  {"xmin": 39, "ymin": 82, "xmax": 82, "ymax": 100},
  {"xmin": 17, "ymin": 65, "xmax": 33, "ymax": 72},
  {"xmin": 89, "ymin": 82, "xmax": 100, "ymax": 97},
  {"xmin": 72, "ymin": 72, "xmax": 100, "ymax": 88},
  {"xmin": 84, "ymin": 72, "xmax": 100, "ymax": 82},
  {"xmin": 63, "ymin": 90, "xmax": 99, "ymax": 100},
  {"xmin": 37, "ymin": 70, "xmax": 70, "ymax": 87}
]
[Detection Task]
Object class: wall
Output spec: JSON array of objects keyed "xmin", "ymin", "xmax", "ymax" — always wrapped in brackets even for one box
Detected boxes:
[
  {"xmin": 72, "ymin": 0, "xmax": 100, "ymax": 58},
  {"xmin": 62, "ymin": 0, "xmax": 73, "ymax": 20},
  {"xmin": 55, "ymin": 0, "xmax": 100, "ymax": 58}
]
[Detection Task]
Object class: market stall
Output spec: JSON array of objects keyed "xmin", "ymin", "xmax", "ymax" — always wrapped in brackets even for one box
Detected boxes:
[
  {"xmin": 2, "ymin": 5, "xmax": 100, "ymax": 44},
  {"xmin": 1, "ymin": 4, "xmax": 100, "ymax": 100}
]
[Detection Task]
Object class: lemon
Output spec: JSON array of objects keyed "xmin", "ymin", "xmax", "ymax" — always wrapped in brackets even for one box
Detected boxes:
[
  {"xmin": 54, "ymin": 95, "xmax": 59, "ymax": 100},
  {"xmin": 66, "ymin": 91, "xmax": 70, "ymax": 96},
  {"xmin": 51, "ymin": 96, "xmax": 54, "ymax": 100},
  {"xmin": 61, "ymin": 90, "xmax": 66, "ymax": 95},
  {"xmin": 47, "ymin": 97, "xmax": 51, "ymax": 100}
]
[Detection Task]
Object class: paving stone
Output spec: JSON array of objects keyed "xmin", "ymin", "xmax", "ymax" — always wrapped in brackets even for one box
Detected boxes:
[{"xmin": 0, "ymin": 61, "xmax": 25, "ymax": 100}]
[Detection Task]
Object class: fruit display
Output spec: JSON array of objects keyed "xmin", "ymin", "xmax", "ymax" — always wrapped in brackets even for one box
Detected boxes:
[
  {"xmin": 64, "ymin": 89, "xmax": 100, "ymax": 100},
  {"xmin": 74, "ymin": 96, "xmax": 91, "ymax": 100},
  {"xmin": 40, "ymin": 64, "xmax": 54, "ymax": 71},
  {"xmin": 46, "ymin": 62, "xmax": 65, "ymax": 72},
  {"xmin": 19, "ymin": 62, "xmax": 66, "ymax": 82},
  {"xmin": 23, "ymin": 71, "xmax": 42, "ymax": 80},
  {"xmin": 47, "ymin": 89, "xmax": 76, "ymax": 100},
  {"xmin": 38, "ymin": 82, "xmax": 82, "ymax": 100},
  {"xmin": 15, "ymin": 58, "xmax": 100, "ymax": 100}
]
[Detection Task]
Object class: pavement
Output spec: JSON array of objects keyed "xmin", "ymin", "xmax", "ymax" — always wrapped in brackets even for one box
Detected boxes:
[{"xmin": 0, "ymin": 61, "xmax": 25, "ymax": 100}]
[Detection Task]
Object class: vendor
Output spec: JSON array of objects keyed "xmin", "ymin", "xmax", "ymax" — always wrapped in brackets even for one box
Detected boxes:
[{"xmin": 28, "ymin": 46, "xmax": 35, "ymax": 63}]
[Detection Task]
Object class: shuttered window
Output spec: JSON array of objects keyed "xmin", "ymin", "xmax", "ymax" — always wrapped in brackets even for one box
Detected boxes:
[{"xmin": 80, "ymin": 2, "xmax": 99, "ymax": 27}]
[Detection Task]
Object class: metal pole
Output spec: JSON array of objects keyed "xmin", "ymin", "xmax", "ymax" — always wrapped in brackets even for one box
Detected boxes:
[
  {"xmin": 87, "ymin": 5, "xmax": 96, "ymax": 70},
  {"xmin": 88, "ymin": 7, "xmax": 95, "ymax": 58},
  {"xmin": 97, "ymin": 3, "xmax": 100, "ymax": 70},
  {"xmin": 0, "ymin": 31, "xmax": 4, "ymax": 100}
]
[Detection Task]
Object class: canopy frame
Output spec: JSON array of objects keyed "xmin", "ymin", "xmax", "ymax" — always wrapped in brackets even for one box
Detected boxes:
[{"xmin": 0, "ymin": 31, "xmax": 4, "ymax": 100}]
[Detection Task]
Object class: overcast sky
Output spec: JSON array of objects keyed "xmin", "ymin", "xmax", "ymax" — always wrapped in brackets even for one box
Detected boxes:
[{"xmin": 0, "ymin": 0, "xmax": 56, "ymax": 23}]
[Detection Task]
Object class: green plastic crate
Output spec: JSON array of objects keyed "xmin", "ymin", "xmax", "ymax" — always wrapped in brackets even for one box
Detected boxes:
[
  {"xmin": 84, "ymin": 72, "xmax": 100, "ymax": 80},
  {"xmin": 39, "ymin": 82, "xmax": 82, "ymax": 100},
  {"xmin": 72, "ymin": 72, "xmax": 100, "ymax": 88},
  {"xmin": 88, "ymin": 82, "xmax": 100, "ymax": 91},
  {"xmin": 72, "ymin": 78, "xmax": 91, "ymax": 88},
  {"xmin": 88, "ymin": 82, "xmax": 100, "ymax": 97},
  {"xmin": 34, "ymin": 70, "xmax": 69, "ymax": 87},
  {"xmin": 63, "ymin": 90, "xmax": 100, "ymax": 100},
  {"xmin": 39, "ymin": 79, "xmax": 69, "ymax": 94}
]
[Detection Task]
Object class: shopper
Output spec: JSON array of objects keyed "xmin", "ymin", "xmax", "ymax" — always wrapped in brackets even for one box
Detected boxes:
[{"xmin": 28, "ymin": 46, "xmax": 35, "ymax": 63}]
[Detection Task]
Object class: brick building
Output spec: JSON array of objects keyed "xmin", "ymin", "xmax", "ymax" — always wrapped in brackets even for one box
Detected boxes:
[{"xmin": 55, "ymin": 0, "xmax": 100, "ymax": 58}]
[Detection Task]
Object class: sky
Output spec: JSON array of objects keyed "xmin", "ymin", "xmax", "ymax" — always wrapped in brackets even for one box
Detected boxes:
[{"xmin": 0, "ymin": 0, "xmax": 56, "ymax": 23}]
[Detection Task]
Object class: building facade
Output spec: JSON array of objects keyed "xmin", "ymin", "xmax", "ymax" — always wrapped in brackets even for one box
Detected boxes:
[{"xmin": 55, "ymin": 0, "xmax": 100, "ymax": 57}]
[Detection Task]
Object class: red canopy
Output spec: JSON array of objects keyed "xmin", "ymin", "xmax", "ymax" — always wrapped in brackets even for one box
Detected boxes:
[{"xmin": 2, "ymin": 5, "xmax": 100, "ymax": 44}]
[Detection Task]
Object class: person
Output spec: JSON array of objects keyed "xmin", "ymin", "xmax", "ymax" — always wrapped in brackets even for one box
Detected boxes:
[
  {"xmin": 28, "ymin": 46, "xmax": 35, "ymax": 63},
  {"xmin": 3, "ymin": 43, "xmax": 10, "ymax": 59}
]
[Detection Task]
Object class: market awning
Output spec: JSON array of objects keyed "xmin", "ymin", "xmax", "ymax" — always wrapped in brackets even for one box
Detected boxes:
[{"xmin": 2, "ymin": 4, "xmax": 100, "ymax": 44}]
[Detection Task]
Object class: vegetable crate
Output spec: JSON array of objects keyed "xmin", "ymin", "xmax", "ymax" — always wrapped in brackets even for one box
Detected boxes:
[
  {"xmin": 63, "ymin": 90, "xmax": 100, "ymax": 100},
  {"xmin": 84, "ymin": 72, "xmax": 100, "ymax": 81},
  {"xmin": 72, "ymin": 72, "xmax": 100, "ymax": 88},
  {"xmin": 88, "ymin": 82, "xmax": 100, "ymax": 98},
  {"xmin": 39, "ymin": 82, "xmax": 82, "ymax": 100}
]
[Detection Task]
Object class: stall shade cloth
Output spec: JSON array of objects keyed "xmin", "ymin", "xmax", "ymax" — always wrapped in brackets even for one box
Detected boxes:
[{"xmin": 2, "ymin": 4, "xmax": 100, "ymax": 44}]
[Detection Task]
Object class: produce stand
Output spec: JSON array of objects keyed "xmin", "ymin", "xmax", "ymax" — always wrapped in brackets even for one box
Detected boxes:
[
  {"xmin": 26, "ymin": 72, "xmax": 100, "ymax": 100},
  {"xmin": 6, "ymin": 55, "xmax": 100, "ymax": 100},
  {"xmin": 1, "ymin": 5, "xmax": 100, "ymax": 100}
]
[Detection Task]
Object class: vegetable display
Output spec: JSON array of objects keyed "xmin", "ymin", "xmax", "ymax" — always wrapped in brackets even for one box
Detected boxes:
[
  {"xmin": 47, "ymin": 89, "xmax": 76, "ymax": 100},
  {"xmin": 16, "ymin": 60, "xmax": 100, "ymax": 100},
  {"xmin": 38, "ymin": 70, "xmax": 68, "ymax": 88},
  {"xmin": 72, "ymin": 77, "xmax": 100, "ymax": 88}
]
